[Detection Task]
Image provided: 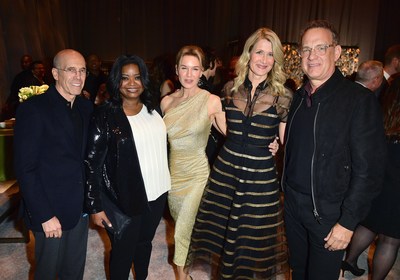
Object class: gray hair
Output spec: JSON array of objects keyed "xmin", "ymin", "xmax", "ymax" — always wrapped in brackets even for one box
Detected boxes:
[{"xmin": 356, "ymin": 60, "xmax": 383, "ymax": 83}]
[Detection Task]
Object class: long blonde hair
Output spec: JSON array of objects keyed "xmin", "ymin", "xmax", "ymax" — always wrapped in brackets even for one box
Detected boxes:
[{"xmin": 232, "ymin": 28, "xmax": 286, "ymax": 96}]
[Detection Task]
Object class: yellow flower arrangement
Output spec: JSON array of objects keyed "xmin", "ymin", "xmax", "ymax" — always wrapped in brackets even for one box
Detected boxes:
[{"xmin": 18, "ymin": 84, "xmax": 49, "ymax": 102}]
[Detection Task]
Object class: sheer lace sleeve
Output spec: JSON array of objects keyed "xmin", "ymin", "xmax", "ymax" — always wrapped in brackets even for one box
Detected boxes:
[{"xmin": 275, "ymin": 87, "xmax": 293, "ymax": 122}]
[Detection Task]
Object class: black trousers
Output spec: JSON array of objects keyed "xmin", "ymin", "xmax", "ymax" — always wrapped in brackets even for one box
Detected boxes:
[
  {"xmin": 33, "ymin": 214, "xmax": 89, "ymax": 280},
  {"xmin": 284, "ymin": 185, "xmax": 344, "ymax": 280},
  {"xmin": 108, "ymin": 192, "xmax": 167, "ymax": 280}
]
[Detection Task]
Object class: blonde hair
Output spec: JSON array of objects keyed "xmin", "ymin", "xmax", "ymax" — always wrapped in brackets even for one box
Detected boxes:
[
  {"xmin": 175, "ymin": 45, "xmax": 205, "ymax": 70},
  {"xmin": 232, "ymin": 28, "xmax": 286, "ymax": 96}
]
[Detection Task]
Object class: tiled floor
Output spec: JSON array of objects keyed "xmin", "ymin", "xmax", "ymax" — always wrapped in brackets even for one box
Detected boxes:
[{"xmin": 1, "ymin": 214, "xmax": 399, "ymax": 279}]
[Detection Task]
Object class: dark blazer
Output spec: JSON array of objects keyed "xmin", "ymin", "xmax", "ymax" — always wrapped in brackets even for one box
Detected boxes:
[
  {"xmin": 283, "ymin": 68, "xmax": 387, "ymax": 230},
  {"xmin": 14, "ymin": 85, "xmax": 93, "ymax": 232},
  {"xmin": 376, "ymin": 78, "xmax": 389, "ymax": 102},
  {"xmin": 85, "ymin": 102, "xmax": 150, "ymax": 217}
]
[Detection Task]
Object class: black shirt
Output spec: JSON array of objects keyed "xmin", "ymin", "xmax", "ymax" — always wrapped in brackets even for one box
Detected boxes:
[
  {"xmin": 285, "ymin": 82, "xmax": 319, "ymax": 194},
  {"xmin": 55, "ymin": 92, "xmax": 84, "ymax": 154}
]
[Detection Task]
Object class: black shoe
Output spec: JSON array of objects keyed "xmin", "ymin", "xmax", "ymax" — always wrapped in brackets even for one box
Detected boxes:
[{"xmin": 341, "ymin": 260, "xmax": 365, "ymax": 276}]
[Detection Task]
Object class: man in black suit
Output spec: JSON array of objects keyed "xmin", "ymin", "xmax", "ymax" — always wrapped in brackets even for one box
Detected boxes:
[
  {"xmin": 377, "ymin": 45, "xmax": 400, "ymax": 103},
  {"xmin": 383, "ymin": 44, "xmax": 400, "ymax": 81},
  {"xmin": 14, "ymin": 49, "xmax": 93, "ymax": 280}
]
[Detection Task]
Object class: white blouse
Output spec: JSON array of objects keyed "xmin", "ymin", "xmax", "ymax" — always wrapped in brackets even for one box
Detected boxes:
[{"xmin": 127, "ymin": 105, "xmax": 171, "ymax": 201}]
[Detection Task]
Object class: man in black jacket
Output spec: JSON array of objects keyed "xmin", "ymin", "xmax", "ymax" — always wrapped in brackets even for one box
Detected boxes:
[
  {"xmin": 282, "ymin": 20, "xmax": 386, "ymax": 280},
  {"xmin": 14, "ymin": 49, "xmax": 93, "ymax": 280}
]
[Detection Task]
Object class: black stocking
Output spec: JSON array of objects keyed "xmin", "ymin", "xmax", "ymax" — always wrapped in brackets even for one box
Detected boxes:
[
  {"xmin": 371, "ymin": 234, "xmax": 400, "ymax": 280},
  {"xmin": 345, "ymin": 225, "xmax": 377, "ymax": 267}
]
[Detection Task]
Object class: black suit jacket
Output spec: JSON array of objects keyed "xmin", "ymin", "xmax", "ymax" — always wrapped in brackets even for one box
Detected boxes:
[
  {"xmin": 14, "ymin": 85, "xmax": 93, "ymax": 232},
  {"xmin": 376, "ymin": 78, "xmax": 389, "ymax": 102}
]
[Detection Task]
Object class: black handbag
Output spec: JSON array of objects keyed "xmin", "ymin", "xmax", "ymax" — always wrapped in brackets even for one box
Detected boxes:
[{"xmin": 100, "ymin": 192, "xmax": 132, "ymax": 240}]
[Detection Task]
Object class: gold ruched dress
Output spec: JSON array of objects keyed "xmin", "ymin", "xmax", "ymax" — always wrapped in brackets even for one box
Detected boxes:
[{"xmin": 163, "ymin": 90, "xmax": 212, "ymax": 266}]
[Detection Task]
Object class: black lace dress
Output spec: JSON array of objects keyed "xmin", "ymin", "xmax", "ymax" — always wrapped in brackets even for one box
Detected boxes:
[{"xmin": 187, "ymin": 78, "xmax": 292, "ymax": 279}]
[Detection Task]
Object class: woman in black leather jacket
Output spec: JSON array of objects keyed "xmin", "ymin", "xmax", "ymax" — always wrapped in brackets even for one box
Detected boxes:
[{"xmin": 85, "ymin": 54, "xmax": 171, "ymax": 280}]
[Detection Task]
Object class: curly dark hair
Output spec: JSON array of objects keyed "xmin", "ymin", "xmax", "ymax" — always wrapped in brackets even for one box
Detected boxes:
[{"xmin": 107, "ymin": 54, "xmax": 156, "ymax": 112}]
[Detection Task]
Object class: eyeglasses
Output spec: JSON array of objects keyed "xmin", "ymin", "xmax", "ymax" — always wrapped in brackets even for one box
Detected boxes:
[
  {"xmin": 299, "ymin": 44, "xmax": 335, "ymax": 57},
  {"xmin": 56, "ymin": 67, "xmax": 88, "ymax": 76}
]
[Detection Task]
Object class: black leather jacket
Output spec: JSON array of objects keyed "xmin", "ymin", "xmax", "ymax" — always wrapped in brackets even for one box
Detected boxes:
[
  {"xmin": 85, "ymin": 102, "xmax": 150, "ymax": 217},
  {"xmin": 283, "ymin": 68, "xmax": 387, "ymax": 230}
]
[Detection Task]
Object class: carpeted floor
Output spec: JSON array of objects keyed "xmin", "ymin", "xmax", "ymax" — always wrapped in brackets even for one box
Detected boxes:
[
  {"xmin": 0, "ymin": 211, "xmax": 211, "ymax": 280},
  {"xmin": 0, "ymin": 209, "xmax": 399, "ymax": 280}
]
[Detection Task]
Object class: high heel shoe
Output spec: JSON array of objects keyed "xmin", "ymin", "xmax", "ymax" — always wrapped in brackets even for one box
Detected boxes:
[{"xmin": 341, "ymin": 260, "xmax": 365, "ymax": 276}]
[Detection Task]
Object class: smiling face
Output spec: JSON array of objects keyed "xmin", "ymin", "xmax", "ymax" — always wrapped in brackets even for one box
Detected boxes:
[
  {"xmin": 52, "ymin": 50, "xmax": 87, "ymax": 102},
  {"xmin": 301, "ymin": 27, "xmax": 341, "ymax": 88},
  {"xmin": 248, "ymin": 39, "xmax": 274, "ymax": 82},
  {"xmin": 176, "ymin": 55, "xmax": 202, "ymax": 89},
  {"xmin": 119, "ymin": 63, "xmax": 144, "ymax": 102}
]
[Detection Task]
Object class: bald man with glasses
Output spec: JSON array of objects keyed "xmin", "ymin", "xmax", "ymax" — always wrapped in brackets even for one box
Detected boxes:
[{"xmin": 14, "ymin": 49, "xmax": 93, "ymax": 280}]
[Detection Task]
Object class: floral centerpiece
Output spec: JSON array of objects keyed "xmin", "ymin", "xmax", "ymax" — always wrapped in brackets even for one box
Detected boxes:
[{"xmin": 18, "ymin": 84, "xmax": 49, "ymax": 102}]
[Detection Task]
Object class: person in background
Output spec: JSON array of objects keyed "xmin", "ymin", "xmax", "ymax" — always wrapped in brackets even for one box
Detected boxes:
[
  {"xmin": 187, "ymin": 27, "xmax": 291, "ymax": 279},
  {"xmin": 199, "ymin": 46, "xmax": 225, "ymax": 166},
  {"xmin": 1, "ymin": 55, "xmax": 33, "ymax": 120},
  {"xmin": 227, "ymin": 55, "xmax": 239, "ymax": 81},
  {"xmin": 149, "ymin": 53, "xmax": 176, "ymax": 102},
  {"xmin": 10, "ymin": 54, "xmax": 33, "ymax": 91},
  {"xmin": 20, "ymin": 54, "xmax": 33, "ymax": 70},
  {"xmin": 161, "ymin": 45, "xmax": 226, "ymax": 280},
  {"xmin": 342, "ymin": 74, "xmax": 400, "ymax": 279},
  {"xmin": 85, "ymin": 54, "xmax": 171, "ymax": 280},
  {"xmin": 83, "ymin": 54, "xmax": 108, "ymax": 103},
  {"xmin": 383, "ymin": 45, "xmax": 400, "ymax": 81},
  {"xmin": 14, "ymin": 49, "xmax": 93, "ymax": 280},
  {"xmin": 355, "ymin": 60, "xmax": 384, "ymax": 97},
  {"xmin": 377, "ymin": 45, "xmax": 400, "ymax": 104},
  {"xmin": 93, "ymin": 83, "xmax": 110, "ymax": 106},
  {"xmin": 282, "ymin": 20, "xmax": 386, "ymax": 280},
  {"xmin": 198, "ymin": 46, "xmax": 219, "ymax": 93},
  {"xmin": 26, "ymin": 60, "xmax": 47, "ymax": 85}
]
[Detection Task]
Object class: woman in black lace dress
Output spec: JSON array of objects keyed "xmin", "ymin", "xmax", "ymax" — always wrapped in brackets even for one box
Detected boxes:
[{"xmin": 186, "ymin": 27, "xmax": 292, "ymax": 279}]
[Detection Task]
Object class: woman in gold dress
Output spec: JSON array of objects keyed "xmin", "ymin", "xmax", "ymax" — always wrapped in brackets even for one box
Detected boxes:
[{"xmin": 160, "ymin": 45, "xmax": 226, "ymax": 280}]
